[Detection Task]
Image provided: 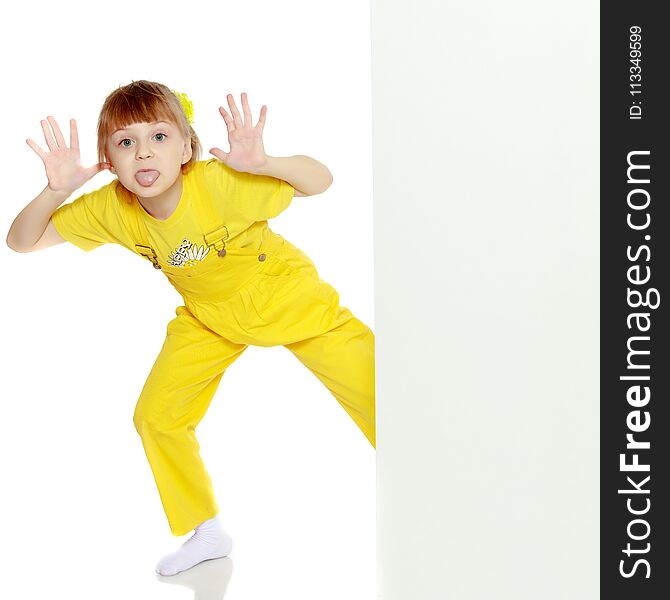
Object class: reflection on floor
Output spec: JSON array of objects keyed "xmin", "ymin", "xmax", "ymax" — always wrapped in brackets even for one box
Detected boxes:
[{"xmin": 156, "ymin": 556, "xmax": 233, "ymax": 600}]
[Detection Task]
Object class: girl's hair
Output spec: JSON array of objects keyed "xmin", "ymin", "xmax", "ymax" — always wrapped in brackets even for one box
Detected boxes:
[{"xmin": 96, "ymin": 80, "xmax": 202, "ymax": 203}]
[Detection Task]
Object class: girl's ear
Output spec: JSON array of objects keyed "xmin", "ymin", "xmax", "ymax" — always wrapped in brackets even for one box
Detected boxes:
[{"xmin": 182, "ymin": 138, "xmax": 193, "ymax": 164}]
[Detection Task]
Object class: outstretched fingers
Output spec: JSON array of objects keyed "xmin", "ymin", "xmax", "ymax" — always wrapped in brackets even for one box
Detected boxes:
[
  {"xmin": 28, "ymin": 117, "xmax": 80, "ymax": 162},
  {"xmin": 70, "ymin": 119, "xmax": 80, "ymax": 151},
  {"xmin": 48, "ymin": 116, "xmax": 66, "ymax": 148},
  {"xmin": 40, "ymin": 118, "xmax": 57, "ymax": 151},
  {"xmin": 227, "ymin": 93, "xmax": 243, "ymax": 126},
  {"xmin": 220, "ymin": 93, "xmax": 266, "ymax": 131},
  {"xmin": 218, "ymin": 106, "xmax": 234, "ymax": 131},
  {"xmin": 88, "ymin": 162, "xmax": 110, "ymax": 176},
  {"xmin": 209, "ymin": 147, "xmax": 228, "ymax": 162},
  {"xmin": 256, "ymin": 104, "xmax": 267, "ymax": 132},
  {"xmin": 240, "ymin": 92, "xmax": 253, "ymax": 127},
  {"xmin": 25, "ymin": 138, "xmax": 47, "ymax": 160}
]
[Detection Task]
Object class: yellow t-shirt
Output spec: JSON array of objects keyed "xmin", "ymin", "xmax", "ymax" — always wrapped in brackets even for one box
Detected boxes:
[{"xmin": 51, "ymin": 158, "xmax": 295, "ymax": 263}]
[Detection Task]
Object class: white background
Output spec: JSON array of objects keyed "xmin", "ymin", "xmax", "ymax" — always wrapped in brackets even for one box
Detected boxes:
[
  {"xmin": 372, "ymin": 1, "xmax": 599, "ymax": 598},
  {"xmin": 0, "ymin": 1, "xmax": 374, "ymax": 599}
]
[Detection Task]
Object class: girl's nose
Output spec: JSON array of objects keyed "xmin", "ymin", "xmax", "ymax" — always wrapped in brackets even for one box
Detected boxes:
[{"xmin": 136, "ymin": 144, "xmax": 153, "ymax": 159}]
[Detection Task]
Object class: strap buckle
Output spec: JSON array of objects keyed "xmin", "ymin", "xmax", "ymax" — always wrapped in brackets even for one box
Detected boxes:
[
  {"xmin": 203, "ymin": 225, "xmax": 229, "ymax": 257},
  {"xmin": 135, "ymin": 244, "xmax": 162, "ymax": 269}
]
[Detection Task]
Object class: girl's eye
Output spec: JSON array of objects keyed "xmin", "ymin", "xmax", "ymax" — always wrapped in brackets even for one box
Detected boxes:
[{"xmin": 118, "ymin": 133, "xmax": 167, "ymax": 147}]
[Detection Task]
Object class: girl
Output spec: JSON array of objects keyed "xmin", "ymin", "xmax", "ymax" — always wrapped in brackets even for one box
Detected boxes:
[{"xmin": 6, "ymin": 80, "xmax": 375, "ymax": 577}]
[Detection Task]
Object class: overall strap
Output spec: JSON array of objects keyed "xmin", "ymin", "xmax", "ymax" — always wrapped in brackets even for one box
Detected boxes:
[
  {"xmin": 121, "ymin": 196, "xmax": 162, "ymax": 270},
  {"xmin": 192, "ymin": 180, "xmax": 231, "ymax": 257}
]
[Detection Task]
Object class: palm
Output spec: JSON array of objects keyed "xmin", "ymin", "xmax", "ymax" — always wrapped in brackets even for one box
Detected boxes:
[
  {"xmin": 26, "ymin": 117, "xmax": 109, "ymax": 194},
  {"xmin": 209, "ymin": 93, "xmax": 270, "ymax": 173},
  {"xmin": 224, "ymin": 126, "xmax": 267, "ymax": 172},
  {"xmin": 43, "ymin": 146, "xmax": 87, "ymax": 191}
]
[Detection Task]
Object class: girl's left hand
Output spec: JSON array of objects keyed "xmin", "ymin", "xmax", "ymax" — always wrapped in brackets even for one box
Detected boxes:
[{"xmin": 209, "ymin": 93, "xmax": 269, "ymax": 174}]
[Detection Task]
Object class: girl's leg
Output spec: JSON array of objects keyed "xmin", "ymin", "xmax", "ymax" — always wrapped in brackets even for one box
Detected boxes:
[
  {"xmin": 283, "ymin": 306, "xmax": 376, "ymax": 447},
  {"xmin": 133, "ymin": 305, "xmax": 248, "ymax": 537}
]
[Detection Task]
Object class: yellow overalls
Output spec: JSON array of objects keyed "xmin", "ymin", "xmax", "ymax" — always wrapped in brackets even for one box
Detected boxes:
[{"xmin": 128, "ymin": 189, "xmax": 375, "ymax": 537}]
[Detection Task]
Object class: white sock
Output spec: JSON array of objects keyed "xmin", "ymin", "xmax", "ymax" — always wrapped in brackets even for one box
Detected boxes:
[{"xmin": 155, "ymin": 515, "xmax": 233, "ymax": 576}]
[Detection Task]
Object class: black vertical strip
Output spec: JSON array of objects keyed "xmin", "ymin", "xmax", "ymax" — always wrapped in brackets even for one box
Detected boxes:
[{"xmin": 602, "ymin": 6, "xmax": 670, "ymax": 597}]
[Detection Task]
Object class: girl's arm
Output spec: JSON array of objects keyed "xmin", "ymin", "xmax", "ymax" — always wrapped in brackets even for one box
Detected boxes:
[
  {"xmin": 252, "ymin": 155, "xmax": 333, "ymax": 196},
  {"xmin": 7, "ymin": 116, "xmax": 110, "ymax": 252},
  {"xmin": 210, "ymin": 94, "xmax": 333, "ymax": 196},
  {"xmin": 6, "ymin": 185, "xmax": 68, "ymax": 252}
]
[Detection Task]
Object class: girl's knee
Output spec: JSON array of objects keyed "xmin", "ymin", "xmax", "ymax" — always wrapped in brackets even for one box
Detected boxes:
[{"xmin": 133, "ymin": 393, "xmax": 166, "ymax": 435}]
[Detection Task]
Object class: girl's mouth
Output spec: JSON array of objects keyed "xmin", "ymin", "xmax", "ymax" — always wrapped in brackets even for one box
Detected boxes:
[{"xmin": 135, "ymin": 169, "xmax": 160, "ymax": 187}]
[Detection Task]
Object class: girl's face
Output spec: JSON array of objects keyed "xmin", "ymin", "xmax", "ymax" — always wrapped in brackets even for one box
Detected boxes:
[{"xmin": 106, "ymin": 120, "xmax": 192, "ymax": 201}]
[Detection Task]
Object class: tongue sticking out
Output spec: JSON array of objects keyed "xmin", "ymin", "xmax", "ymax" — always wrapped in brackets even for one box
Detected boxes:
[{"xmin": 135, "ymin": 170, "xmax": 160, "ymax": 187}]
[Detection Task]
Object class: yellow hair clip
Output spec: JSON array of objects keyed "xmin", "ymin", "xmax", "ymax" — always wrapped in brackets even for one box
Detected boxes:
[{"xmin": 173, "ymin": 90, "xmax": 194, "ymax": 125}]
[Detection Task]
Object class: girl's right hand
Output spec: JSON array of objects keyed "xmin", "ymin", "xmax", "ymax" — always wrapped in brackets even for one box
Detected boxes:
[{"xmin": 26, "ymin": 116, "xmax": 111, "ymax": 196}]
